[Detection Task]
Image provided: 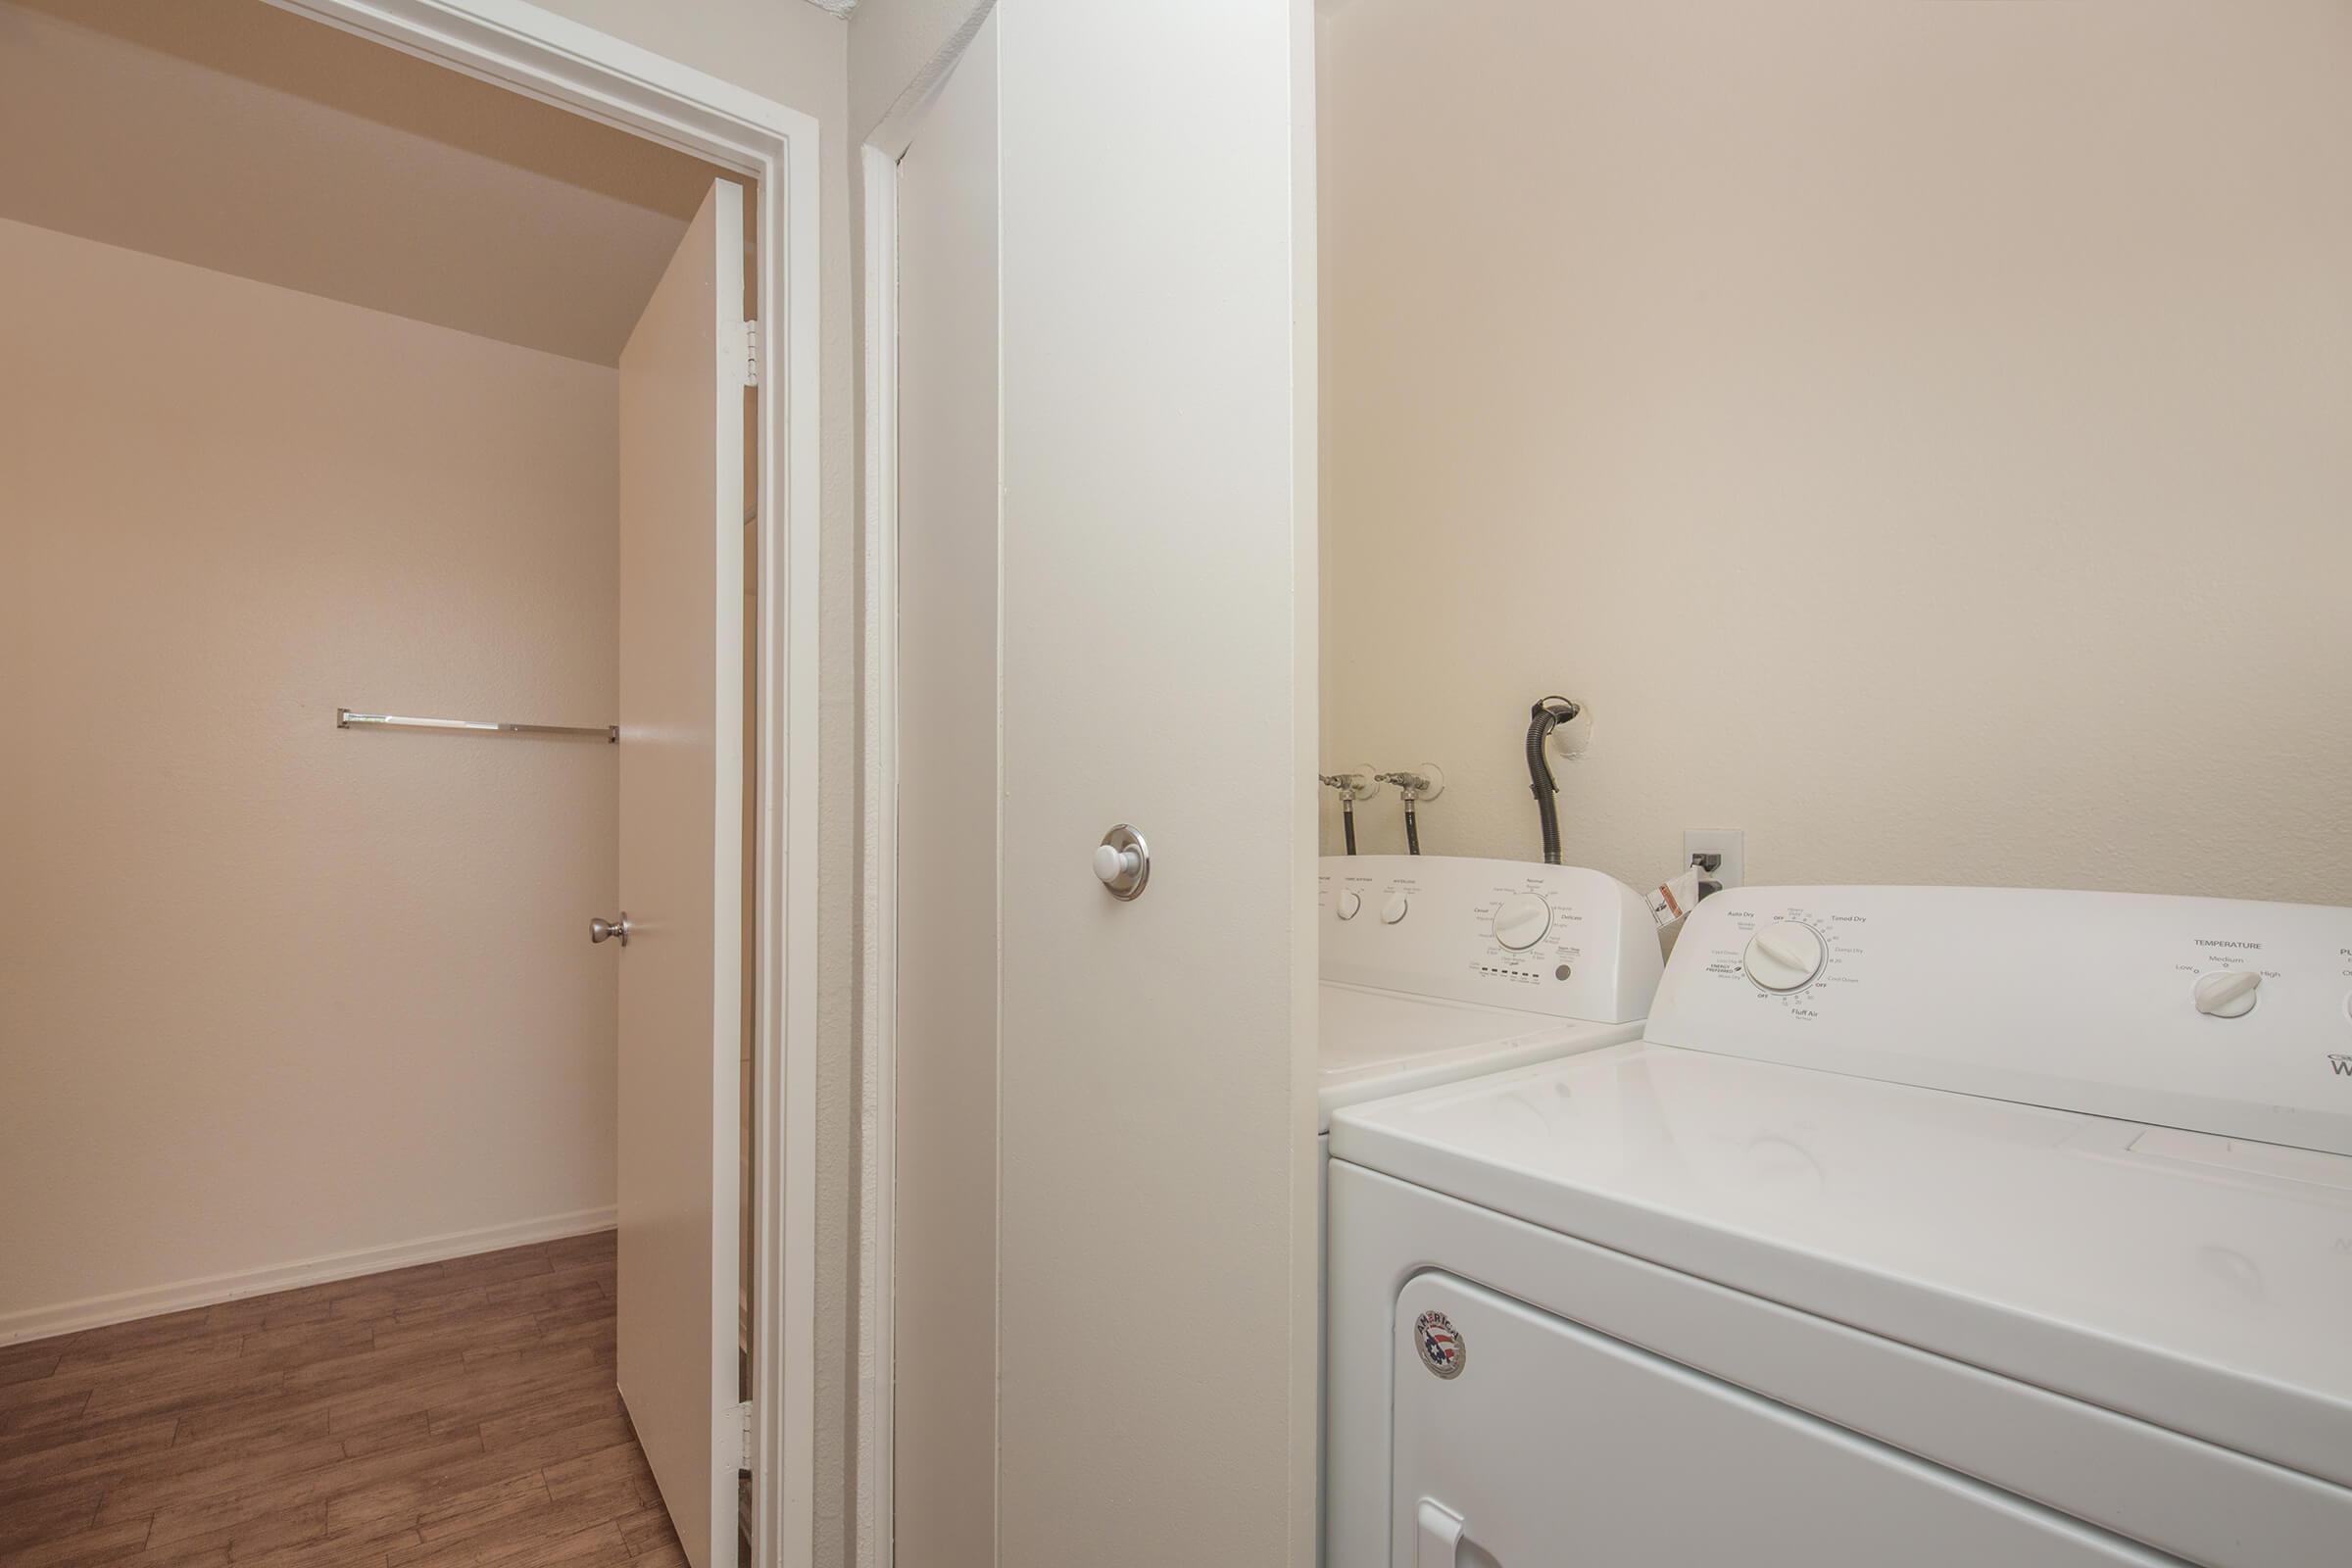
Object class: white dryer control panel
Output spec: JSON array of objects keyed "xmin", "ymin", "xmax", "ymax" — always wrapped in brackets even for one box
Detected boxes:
[
  {"xmin": 1650, "ymin": 885, "xmax": 2352, "ymax": 1156},
  {"xmin": 1320, "ymin": 856, "xmax": 1662, "ymax": 1025}
]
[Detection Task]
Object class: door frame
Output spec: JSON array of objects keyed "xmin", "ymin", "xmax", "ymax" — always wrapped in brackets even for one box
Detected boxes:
[
  {"xmin": 262, "ymin": 3, "xmax": 823, "ymax": 1564},
  {"xmin": 856, "ymin": 135, "xmax": 903, "ymax": 1568},
  {"xmin": 856, "ymin": 6, "xmax": 999, "ymax": 1549}
]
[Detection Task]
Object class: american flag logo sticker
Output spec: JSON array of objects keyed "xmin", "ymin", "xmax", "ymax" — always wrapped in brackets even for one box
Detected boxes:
[{"xmin": 1415, "ymin": 1309, "xmax": 1466, "ymax": 1380}]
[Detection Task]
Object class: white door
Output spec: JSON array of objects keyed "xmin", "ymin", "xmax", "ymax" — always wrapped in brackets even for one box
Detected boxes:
[
  {"xmin": 1392, "ymin": 1274, "xmax": 2170, "ymax": 1566},
  {"xmin": 993, "ymin": 4, "xmax": 1318, "ymax": 1563},
  {"xmin": 616, "ymin": 177, "xmax": 747, "ymax": 1568},
  {"xmin": 892, "ymin": 13, "xmax": 1002, "ymax": 1563}
]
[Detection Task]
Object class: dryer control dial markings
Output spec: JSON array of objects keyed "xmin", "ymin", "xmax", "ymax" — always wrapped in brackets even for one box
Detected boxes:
[{"xmin": 1743, "ymin": 920, "xmax": 1827, "ymax": 993}]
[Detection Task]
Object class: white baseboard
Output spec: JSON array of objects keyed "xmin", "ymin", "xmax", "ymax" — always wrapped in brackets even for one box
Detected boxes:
[{"xmin": 0, "ymin": 1205, "xmax": 618, "ymax": 1348}]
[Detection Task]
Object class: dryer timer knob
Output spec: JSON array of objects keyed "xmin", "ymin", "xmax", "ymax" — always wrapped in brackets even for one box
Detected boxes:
[
  {"xmin": 1743, "ymin": 921, "xmax": 1826, "ymax": 993},
  {"xmin": 1380, "ymin": 891, "xmax": 1410, "ymax": 925}
]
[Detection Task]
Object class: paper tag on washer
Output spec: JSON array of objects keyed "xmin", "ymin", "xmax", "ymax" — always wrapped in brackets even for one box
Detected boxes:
[{"xmin": 1646, "ymin": 864, "xmax": 1703, "ymax": 929}]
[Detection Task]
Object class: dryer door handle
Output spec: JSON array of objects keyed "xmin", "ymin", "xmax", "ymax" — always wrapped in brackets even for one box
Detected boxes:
[{"xmin": 1416, "ymin": 1498, "xmax": 1466, "ymax": 1568}]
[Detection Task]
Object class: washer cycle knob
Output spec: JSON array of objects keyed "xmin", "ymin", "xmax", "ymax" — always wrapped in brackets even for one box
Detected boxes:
[
  {"xmin": 1743, "ymin": 921, "xmax": 1826, "ymax": 992},
  {"xmin": 1492, "ymin": 893, "xmax": 1552, "ymax": 952},
  {"xmin": 1381, "ymin": 891, "xmax": 1410, "ymax": 925},
  {"xmin": 2193, "ymin": 969, "xmax": 2261, "ymax": 1019}
]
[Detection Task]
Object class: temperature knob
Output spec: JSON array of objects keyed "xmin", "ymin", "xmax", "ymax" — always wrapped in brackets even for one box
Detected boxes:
[
  {"xmin": 1492, "ymin": 893, "xmax": 1552, "ymax": 952},
  {"xmin": 1743, "ymin": 921, "xmax": 1826, "ymax": 993},
  {"xmin": 1335, "ymin": 889, "xmax": 1363, "ymax": 921},
  {"xmin": 2192, "ymin": 969, "xmax": 2261, "ymax": 1019},
  {"xmin": 1381, "ymin": 891, "xmax": 1410, "ymax": 925}
]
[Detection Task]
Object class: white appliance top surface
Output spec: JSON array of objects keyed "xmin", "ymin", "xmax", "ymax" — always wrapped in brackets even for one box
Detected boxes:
[
  {"xmin": 1315, "ymin": 981, "xmax": 1641, "ymax": 1130},
  {"xmin": 1330, "ymin": 1040, "xmax": 2352, "ymax": 1488}
]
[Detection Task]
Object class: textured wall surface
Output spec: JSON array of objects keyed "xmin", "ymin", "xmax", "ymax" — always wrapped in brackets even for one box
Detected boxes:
[
  {"xmin": 0, "ymin": 218, "xmax": 619, "ymax": 1326},
  {"xmin": 1319, "ymin": 0, "xmax": 2352, "ymax": 906}
]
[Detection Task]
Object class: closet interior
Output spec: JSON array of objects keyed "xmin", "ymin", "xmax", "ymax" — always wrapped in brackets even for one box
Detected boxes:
[{"xmin": 0, "ymin": 0, "xmax": 760, "ymax": 1560}]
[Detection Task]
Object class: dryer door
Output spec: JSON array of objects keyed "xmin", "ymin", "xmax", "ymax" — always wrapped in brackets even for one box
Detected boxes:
[{"xmin": 1391, "ymin": 1273, "xmax": 2168, "ymax": 1566}]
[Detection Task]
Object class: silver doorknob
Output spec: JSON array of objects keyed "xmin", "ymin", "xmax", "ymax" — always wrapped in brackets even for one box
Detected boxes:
[
  {"xmin": 1095, "ymin": 825, "xmax": 1150, "ymax": 901},
  {"xmin": 591, "ymin": 912, "xmax": 630, "ymax": 947}
]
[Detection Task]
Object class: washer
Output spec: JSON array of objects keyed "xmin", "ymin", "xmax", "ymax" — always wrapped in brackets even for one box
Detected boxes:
[
  {"xmin": 1327, "ymin": 885, "xmax": 2352, "ymax": 1566},
  {"xmin": 1317, "ymin": 855, "xmax": 1660, "ymax": 1146},
  {"xmin": 1314, "ymin": 853, "xmax": 1660, "ymax": 1532}
]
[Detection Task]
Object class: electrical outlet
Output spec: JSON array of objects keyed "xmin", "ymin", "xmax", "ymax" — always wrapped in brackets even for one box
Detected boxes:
[{"xmin": 1683, "ymin": 828, "xmax": 1745, "ymax": 892}]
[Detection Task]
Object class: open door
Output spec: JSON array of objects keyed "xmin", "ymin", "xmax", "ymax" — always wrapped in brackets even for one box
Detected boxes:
[{"xmin": 616, "ymin": 177, "xmax": 747, "ymax": 1568}]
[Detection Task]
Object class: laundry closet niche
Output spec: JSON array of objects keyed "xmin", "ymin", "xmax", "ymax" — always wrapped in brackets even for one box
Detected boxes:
[
  {"xmin": 0, "ymin": 0, "xmax": 762, "ymax": 1551},
  {"xmin": 1315, "ymin": 0, "xmax": 2352, "ymax": 902}
]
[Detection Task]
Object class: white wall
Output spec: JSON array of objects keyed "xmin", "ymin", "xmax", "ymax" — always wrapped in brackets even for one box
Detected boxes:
[
  {"xmin": 1319, "ymin": 0, "xmax": 2352, "ymax": 904},
  {"xmin": 0, "ymin": 218, "xmax": 618, "ymax": 1337}
]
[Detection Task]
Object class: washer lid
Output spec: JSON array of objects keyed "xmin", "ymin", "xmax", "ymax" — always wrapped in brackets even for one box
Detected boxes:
[
  {"xmin": 1329, "ymin": 1041, "xmax": 2352, "ymax": 1490},
  {"xmin": 1316, "ymin": 982, "xmax": 1642, "ymax": 1130}
]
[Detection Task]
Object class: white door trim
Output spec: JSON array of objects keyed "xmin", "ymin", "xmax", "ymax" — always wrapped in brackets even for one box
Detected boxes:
[
  {"xmin": 856, "ymin": 8, "xmax": 998, "ymax": 1556},
  {"xmin": 857, "ymin": 137, "xmax": 901, "ymax": 1568},
  {"xmin": 259, "ymin": 5, "xmax": 823, "ymax": 1565}
]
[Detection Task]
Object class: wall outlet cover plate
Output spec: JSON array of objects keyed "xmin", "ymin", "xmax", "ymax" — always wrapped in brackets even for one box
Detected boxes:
[{"xmin": 1683, "ymin": 827, "xmax": 1744, "ymax": 890}]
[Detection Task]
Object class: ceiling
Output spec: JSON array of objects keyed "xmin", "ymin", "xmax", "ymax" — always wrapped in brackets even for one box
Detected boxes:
[{"xmin": 0, "ymin": 0, "xmax": 736, "ymax": 366}]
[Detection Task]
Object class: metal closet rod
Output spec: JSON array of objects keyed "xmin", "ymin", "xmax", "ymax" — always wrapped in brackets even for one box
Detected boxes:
[{"xmin": 336, "ymin": 709, "xmax": 617, "ymax": 743}]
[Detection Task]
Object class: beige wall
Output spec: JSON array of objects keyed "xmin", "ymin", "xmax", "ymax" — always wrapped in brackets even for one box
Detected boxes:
[
  {"xmin": 0, "ymin": 217, "xmax": 618, "ymax": 1332},
  {"xmin": 0, "ymin": 0, "xmax": 725, "ymax": 366},
  {"xmin": 849, "ymin": 0, "xmax": 991, "ymax": 148},
  {"xmin": 1320, "ymin": 0, "xmax": 2352, "ymax": 904}
]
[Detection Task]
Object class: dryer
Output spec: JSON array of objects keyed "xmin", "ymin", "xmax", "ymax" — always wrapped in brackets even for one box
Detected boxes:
[{"xmin": 1327, "ymin": 885, "xmax": 2352, "ymax": 1566}]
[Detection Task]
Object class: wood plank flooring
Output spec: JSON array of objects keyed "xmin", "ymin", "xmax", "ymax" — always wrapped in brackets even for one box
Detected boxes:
[{"xmin": 0, "ymin": 1232, "xmax": 686, "ymax": 1568}]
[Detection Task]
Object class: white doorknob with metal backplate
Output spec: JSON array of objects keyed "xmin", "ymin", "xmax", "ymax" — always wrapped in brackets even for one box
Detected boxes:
[{"xmin": 1095, "ymin": 824, "xmax": 1151, "ymax": 901}]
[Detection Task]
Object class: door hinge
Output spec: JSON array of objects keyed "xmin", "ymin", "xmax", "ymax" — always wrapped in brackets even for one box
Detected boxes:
[
  {"xmin": 736, "ymin": 1398, "xmax": 755, "ymax": 1475},
  {"xmin": 740, "ymin": 321, "xmax": 760, "ymax": 388}
]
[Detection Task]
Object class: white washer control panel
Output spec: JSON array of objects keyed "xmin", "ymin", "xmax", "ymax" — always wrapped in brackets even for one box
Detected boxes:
[
  {"xmin": 1649, "ymin": 885, "xmax": 2352, "ymax": 1156},
  {"xmin": 1320, "ymin": 856, "xmax": 1662, "ymax": 1025}
]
